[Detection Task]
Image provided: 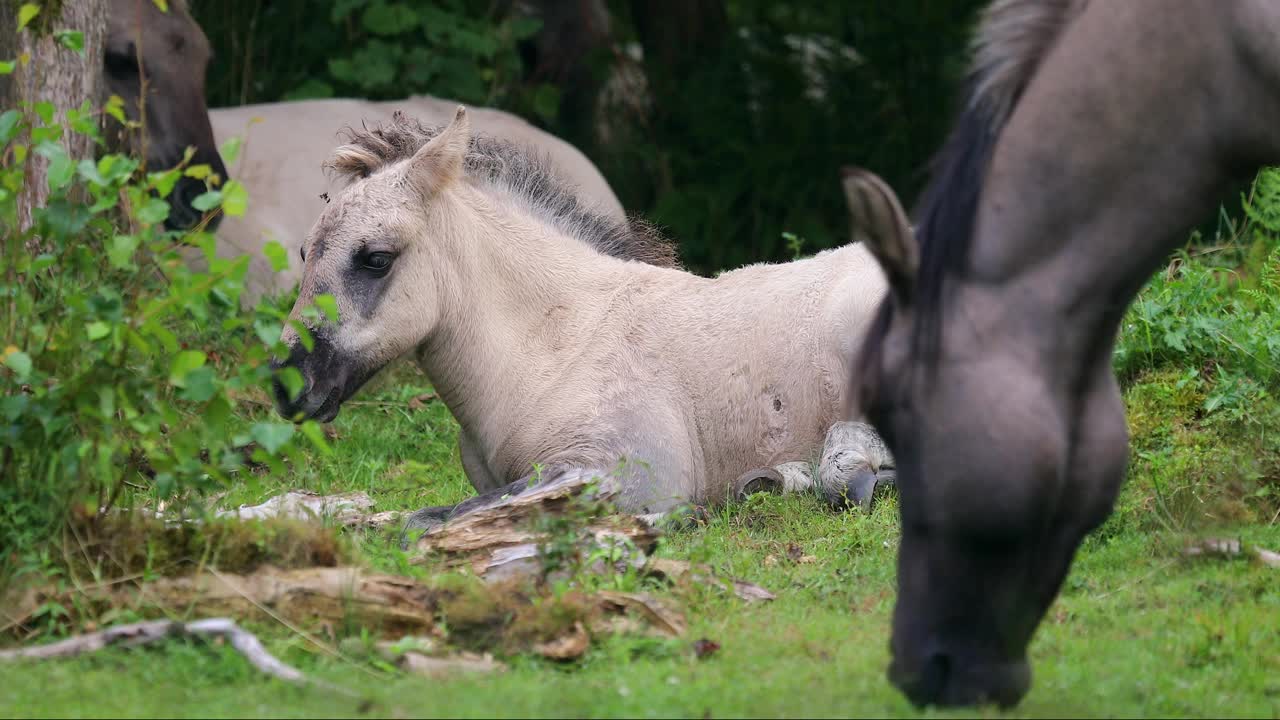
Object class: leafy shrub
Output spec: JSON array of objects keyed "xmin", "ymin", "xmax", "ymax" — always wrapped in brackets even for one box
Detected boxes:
[
  {"xmin": 1114, "ymin": 168, "xmax": 1280, "ymax": 420},
  {"xmin": 0, "ymin": 93, "xmax": 328, "ymax": 570},
  {"xmin": 1099, "ymin": 168, "xmax": 1280, "ymax": 534}
]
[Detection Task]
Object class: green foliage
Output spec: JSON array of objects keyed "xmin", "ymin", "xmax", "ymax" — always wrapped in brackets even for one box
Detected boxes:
[
  {"xmin": 1100, "ymin": 169, "xmax": 1280, "ymax": 535},
  {"xmin": 195, "ymin": 1, "xmax": 984, "ymax": 274},
  {"xmin": 200, "ymin": 0, "xmax": 554, "ymax": 120},
  {"xmin": 0, "ymin": 96, "xmax": 325, "ymax": 566},
  {"xmin": 1114, "ymin": 169, "xmax": 1280, "ymax": 423}
]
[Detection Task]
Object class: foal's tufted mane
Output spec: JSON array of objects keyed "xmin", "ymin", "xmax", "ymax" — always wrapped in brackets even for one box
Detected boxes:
[
  {"xmin": 859, "ymin": 0, "xmax": 1087, "ymax": 383},
  {"xmin": 326, "ymin": 112, "xmax": 680, "ymax": 269}
]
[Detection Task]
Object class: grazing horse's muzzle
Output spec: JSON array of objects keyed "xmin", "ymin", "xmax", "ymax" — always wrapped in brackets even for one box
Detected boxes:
[
  {"xmin": 270, "ymin": 334, "xmax": 351, "ymax": 424},
  {"xmin": 889, "ymin": 646, "xmax": 1031, "ymax": 709}
]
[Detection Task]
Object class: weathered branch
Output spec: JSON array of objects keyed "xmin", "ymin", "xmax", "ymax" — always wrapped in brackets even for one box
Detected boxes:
[{"xmin": 0, "ymin": 618, "xmax": 305, "ymax": 684}]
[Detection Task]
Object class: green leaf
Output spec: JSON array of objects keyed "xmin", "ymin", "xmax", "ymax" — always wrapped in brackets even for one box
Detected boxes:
[
  {"xmin": 168, "ymin": 350, "xmax": 207, "ymax": 386},
  {"xmin": 221, "ymin": 180, "xmax": 248, "ymax": 217},
  {"xmin": 0, "ymin": 110, "xmax": 22, "ymax": 142},
  {"xmin": 108, "ymin": 234, "xmax": 140, "ymax": 269},
  {"xmin": 86, "ymin": 322, "xmax": 110, "ymax": 341},
  {"xmin": 29, "ymin": 253, "xmax": 54, "ymax": 273},
  {"xmin": 281, "ymin": 79, "xmax": 334, "ymax": 102},
  {"xmin": 32, "ymin": 101, "xmax": 54, "ymax": 124},
  {"xmin": 314, "ymin": 294, "xmax": 339, "ymax": 323},
  {"xmin": 191, "ymin": 189, "xmax": 222, "ymax": 212},
  {"xmin": 34, "ymin": 141, "xmax": 73, "ymax": 190},
  {"xmin": 299, "ymin": 420, "xmax": 334, "ymax": 455},
  {"xmin": 218, "ymin": 136, "xmax": 242, "ymax": 167},
  {"xmin": 4, "ymin": 349, "xmax": 32, "ymax": 379},
  {"xmin": 54, "ymin": 29, "xmax": 83, "ymax": 53},
  {"xmin": 135, "ymin": 197, "xmax": 170, "ymax": 225},
  {"xmin": 0, "ymin": 60, "xmax": 15, "ymax": 75},
  {"xmin": 178, "ymin": 366, "xmax": 217, "ymax": 402},
  {"xmin": 290, "ymin": 321, "xmax": 314, "ymax": 352},
  {"xmin": 253, "ymin": 318, "xmax": 283, "ymax": 346},
  {"xmin": 274, "ymin": 366, "xmax": 305, "ymax": 403},
  {"xmin": 148, "ymin": 167, "xmax": 181, "ymax": 197},
  {"xmin": 250, "ymin": 422, "xmax": 295, "ymax": 455},
  {"xmin": 361, "ymin": 2, "xmax": 418, "ymax": 36},
  {"xmin": 16, "ymin": 4, "xmax": 40, "ymax": 31},
  {"xmin": 152, "ymin": 0, "xmax": 169, "ymax": 11},
  {"xmin": 263, "ymin": 240, "xmax": 289, "ymax": 273},
  {"xmin": 183, "ymin": 163, "xmax": 212, "ymax": 180},
  {"xmin": 103, "ymin": 95, "xmax": 126, "ymax": 125}
]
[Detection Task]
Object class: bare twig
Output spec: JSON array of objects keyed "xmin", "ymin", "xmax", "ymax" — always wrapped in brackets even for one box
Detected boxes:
[
  {"xmin": 0, "ymin": 618, "xmax": 303, "ymax": 682},
  {"xmin": 1183, "ymin": 537, "xmax": 1280, "ymax": 568}
]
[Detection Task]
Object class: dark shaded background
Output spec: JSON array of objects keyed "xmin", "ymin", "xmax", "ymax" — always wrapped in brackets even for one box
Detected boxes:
[{"xmin": 193, "ymin": 0, "xmax": 986, "ymax": 273}]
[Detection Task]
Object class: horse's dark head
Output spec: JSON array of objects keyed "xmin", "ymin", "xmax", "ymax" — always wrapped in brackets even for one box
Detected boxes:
[
  {"xmin": 105, "ymin": 0, "xmax": 228, "ymax": 231},
  {"xmin": 845, "ymin": 97, "xmax": 1126, "ymax": 708}
]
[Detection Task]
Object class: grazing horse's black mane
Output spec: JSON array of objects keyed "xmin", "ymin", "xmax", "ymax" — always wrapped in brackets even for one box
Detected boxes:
[
  {"xmin": 326, "ymin": 112, "xmax": 680, "ymax": 269},
  {"xmin": 857, "ymin": 0, "xmax": 1085, "ymax": 382}
]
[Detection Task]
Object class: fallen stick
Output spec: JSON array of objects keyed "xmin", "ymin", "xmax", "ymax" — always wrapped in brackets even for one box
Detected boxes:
[
  {"xmin": 1183, "ymin": 537, "xmax": 1280, "ymax": 568},
  {"xmin": 0, "ymin": 618, "xmax": 304, "ymax": 683}
]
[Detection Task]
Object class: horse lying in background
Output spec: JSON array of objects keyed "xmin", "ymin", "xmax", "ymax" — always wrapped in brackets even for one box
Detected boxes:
[
  {"xmin": 210, "ymin": 96, "xmax": 634, "ymax": 305},
  {"xmin": 850, "ymin": 0, "xmax": 1280, "ymax": 709},
  {"xmin": 105, "ymin": 0, "xmax": 228, "ymax": 230},
  {"xmin": 270, "ymin": 108, "xmax": 897, "ymax": 530}
]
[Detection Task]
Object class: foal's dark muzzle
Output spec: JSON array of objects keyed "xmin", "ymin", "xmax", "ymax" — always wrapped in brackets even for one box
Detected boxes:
[{"xmin": 269, "ymin": 336, "xmax": 347, "ymax": 424}]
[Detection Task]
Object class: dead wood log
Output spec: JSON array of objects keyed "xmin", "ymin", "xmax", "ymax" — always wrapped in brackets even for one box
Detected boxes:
[{"xmin": 0, "ymin": 618, "xmax": 308, "ymax": 685}]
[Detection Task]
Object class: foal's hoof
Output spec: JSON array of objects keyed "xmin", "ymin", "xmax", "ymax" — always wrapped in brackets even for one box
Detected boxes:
[{"xmin": 733, "ymin": 467, "xmax": 785, "ymax": 501}]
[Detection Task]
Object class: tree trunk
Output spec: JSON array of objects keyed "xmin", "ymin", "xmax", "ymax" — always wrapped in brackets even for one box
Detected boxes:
[
  {"xmin": 0, "ymin": 0, "xmax": 107, "ymax": 233},
  {"xmin": 519, "ymin": 0, "xmax": 614, "ymax": 159},
  {"xmin": 629, "ymin": 0, "xmax": 728, "ymax": 86}
]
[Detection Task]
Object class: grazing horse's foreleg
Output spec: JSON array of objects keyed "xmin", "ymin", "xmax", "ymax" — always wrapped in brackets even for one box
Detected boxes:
[{"xmin": 817, "ymin": 421, "xmax": 896, "ymax": 510}]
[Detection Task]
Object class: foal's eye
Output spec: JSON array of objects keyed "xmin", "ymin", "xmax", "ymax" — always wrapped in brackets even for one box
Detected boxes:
[{"xmin": 361, "ymin": 252, "xmax": 394, "ymax": 274}]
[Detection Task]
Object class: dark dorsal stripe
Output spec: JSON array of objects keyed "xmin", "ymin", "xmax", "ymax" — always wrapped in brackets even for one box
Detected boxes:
[{"xmin": 327, "ymin": 113, "xmax": 679, "ymax": 269}]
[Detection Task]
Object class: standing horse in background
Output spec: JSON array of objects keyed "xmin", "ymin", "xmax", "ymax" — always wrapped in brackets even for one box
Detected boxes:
[
  {"xmin": 270, "ymin": 109, "xmax": 897, "ymax": 531},
  {"xmin": 848, "ymin": 0, "xmax": 1280, "ymax": 708},
  {"xmin": 106, "ymin": 0, "xmax": 228, "ymax": 230},
  {"xmin": 210, "ymin": 96, "xmax": 633, "ymax": 305}
]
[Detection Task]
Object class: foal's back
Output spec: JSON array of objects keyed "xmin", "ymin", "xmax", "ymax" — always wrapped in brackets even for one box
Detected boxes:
[{"xmin": 621, "ymin": 241, "xmax": 887, "ymax": 502}]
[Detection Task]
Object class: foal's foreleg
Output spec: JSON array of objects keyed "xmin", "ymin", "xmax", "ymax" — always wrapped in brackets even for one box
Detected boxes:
[{"xmin": 729, "ymin": 421, "xmax": 895, "ymax": 510}]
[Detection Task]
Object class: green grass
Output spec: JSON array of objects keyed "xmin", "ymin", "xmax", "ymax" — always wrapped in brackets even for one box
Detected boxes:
[{"xmin": 3, "ymin": 359, "xmax": 1279, "ymax": 718}]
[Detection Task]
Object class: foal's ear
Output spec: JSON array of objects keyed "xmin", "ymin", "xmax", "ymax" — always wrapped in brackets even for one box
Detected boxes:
[
  {"xmin": 842, "ymin": 166, "xmax": 917, "ymax": 302},
  {"xmin": 407, "ymin": 106, "xmax": 471, "ymax": 196}
]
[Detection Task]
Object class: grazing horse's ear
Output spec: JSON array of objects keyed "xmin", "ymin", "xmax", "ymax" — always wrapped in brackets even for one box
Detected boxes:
[
  {"xmin": 842, "ymin": 166, "xmax": 918, "ymax": 303},
  {"xmin": 407, "ymin": 106, "xmax": 471, "ymax": 197}
]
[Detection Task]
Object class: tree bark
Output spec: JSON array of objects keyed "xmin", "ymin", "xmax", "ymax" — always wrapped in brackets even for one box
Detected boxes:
[{"xmin": 0, "ymin": 0, "xmax": 107, "ymax": 233}]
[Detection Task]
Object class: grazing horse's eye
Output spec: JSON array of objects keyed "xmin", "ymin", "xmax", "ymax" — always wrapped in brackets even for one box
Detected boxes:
[{"xmin": 361, "ymin": 251, "xmax": 394, "ymax": 275}]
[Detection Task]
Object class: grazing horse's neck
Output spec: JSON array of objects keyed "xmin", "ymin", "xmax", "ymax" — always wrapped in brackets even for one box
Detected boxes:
[
  {"xmin": 962, "ymin": 1, "xmax": 1280, "ymax": 368},
  {"xmin": 414, "ymin": 188, "xmax": 634, "ymax": 457}
]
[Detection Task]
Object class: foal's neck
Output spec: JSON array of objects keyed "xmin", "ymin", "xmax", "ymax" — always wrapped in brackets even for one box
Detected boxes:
[{"xmin": 415, "ymin": 186, "xmax": 633, "ymax": 455}]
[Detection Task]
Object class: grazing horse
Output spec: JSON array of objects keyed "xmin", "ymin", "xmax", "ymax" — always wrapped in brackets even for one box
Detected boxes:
[
  {"xmin": 848, "ymin": 0, "xmax": 1280, "ymax": 708},
  {"xmin": 270, "ymin": 108, "xmax": 897, "ymax": 529},
  {"xmin": 209, "ymin": 96, "xmax": 632, "ymax": 305},
  {"xmin": 105, "ymin": 0, "xmax": 228, "ymax": 230}
]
